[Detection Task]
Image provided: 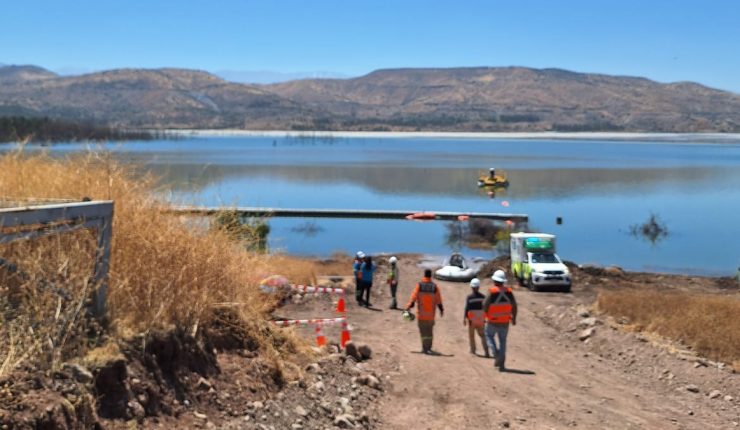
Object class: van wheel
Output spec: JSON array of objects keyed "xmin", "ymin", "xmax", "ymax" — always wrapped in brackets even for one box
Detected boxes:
[
  {"xmin": 517, "ymin": 274, "xmax": 524, "ymax": 286},
  {"xmin": 562, "ymin": 284, "xmax": 572, "ymax": 293},
  {"xmin": 527, "ymin": 277, "xmax": 539, "ymax": 292}
]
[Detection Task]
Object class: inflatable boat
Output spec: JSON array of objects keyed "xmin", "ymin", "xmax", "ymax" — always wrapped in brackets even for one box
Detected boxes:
[
  {"xmin": 477, "ymin": 168, "xmax": 509, "ymax": 187},
  {"xmin": 433, "ymin": 253, "xmax": 478, "ymax": 282}
]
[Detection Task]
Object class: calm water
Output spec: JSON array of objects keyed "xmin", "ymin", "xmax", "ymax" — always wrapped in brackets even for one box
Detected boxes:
[{"xmin": 17, "ymin": 135, "xmax": 740, "ymax": 275}]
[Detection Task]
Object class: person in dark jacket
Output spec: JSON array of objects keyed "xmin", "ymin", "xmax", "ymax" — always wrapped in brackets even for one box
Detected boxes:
[
  {"xmin": 353, "ymin": 251, "xmax": 365, "ymax": 305},
  {"xmin": 387, "ymin": 256, "xmax": 399, "ymax": 309},
  {"xmin": 360, "ymin": 255, "xmax": 376, "ymax": 307},
  {"xmin": 463, "ymin": 278, "xmax": 489, "ymax": 357}
]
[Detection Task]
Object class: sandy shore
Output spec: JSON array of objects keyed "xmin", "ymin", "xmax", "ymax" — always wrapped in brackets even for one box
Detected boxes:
[{"xmin": 167, "ymin": 129, "xmax": 740, "ymax": 143}]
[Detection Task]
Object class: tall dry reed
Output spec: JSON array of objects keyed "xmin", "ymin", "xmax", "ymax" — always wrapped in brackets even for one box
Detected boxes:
[
  {"xmin": 0, "ymin": 150, "xmax": 317, "ymax": 375},
  {"xmin": 597, "ymin": 290, "xmax": 740, "ymax": 369}
]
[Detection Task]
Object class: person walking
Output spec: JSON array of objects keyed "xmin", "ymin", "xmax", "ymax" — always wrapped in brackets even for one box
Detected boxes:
[
  {"xmin": 353, "ymin": 251, "xmax": 365, "ymax": 306},
  {"xmin": 360, "ymin": 255, "xmax": 376, "ymax": 307},
  {"xmin": 387, "ymin": 256, "xmax": 399, "ymax": 309},
  {"xmin": 483, "ymin": 270, "xmax": 517, "ymax": 371},
  {"xmin": 405, "ymin": 269, "xmax": 444, "ymax": 354},
  {"xmin": 463, "ymin": 278, "xmax": 490, "ymax": 357}
]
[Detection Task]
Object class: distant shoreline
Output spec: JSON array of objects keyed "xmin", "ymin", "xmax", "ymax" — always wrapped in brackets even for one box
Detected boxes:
[{"xmin": 166, "ymin": 129, "xmax": 740, "ymax": 143}]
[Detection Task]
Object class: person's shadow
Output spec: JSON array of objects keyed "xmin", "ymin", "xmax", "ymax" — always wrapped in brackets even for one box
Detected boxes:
[
  {"xmin": 411, "ymin": 350, "xmax": 455, "ymax": 357},
  {"xmin": 473, "ymin": 354, "xmax": 536, "ymax": 374},
  {"xmin": 500, "ymin": 368, "xmax": 536, "ymax": 375}
]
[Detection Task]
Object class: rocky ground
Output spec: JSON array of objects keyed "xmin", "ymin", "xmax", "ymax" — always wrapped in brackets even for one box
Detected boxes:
[
  {"xmin": 1, "ymin": 255, "xmax": 738, "ymax": 429},
  {"xmin": 330, "ymin": 255, "xmax": 739, "ymax": 429}
]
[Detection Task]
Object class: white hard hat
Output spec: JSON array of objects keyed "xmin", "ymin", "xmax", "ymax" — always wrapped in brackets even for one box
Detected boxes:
[
  {"xmin": 389, "ymin": 256, "xmax": 397, "ymax": 264},
  {"xmin": 469, "ymin": 278, "xmax": 481, "ymax": 288},
  {"xmin": 492, "ymin": 270, "xmax": 507, "ymax": 283},
  {"xmin": 356, "ymin": 251, "xmax": 365, "ymax": 259}
]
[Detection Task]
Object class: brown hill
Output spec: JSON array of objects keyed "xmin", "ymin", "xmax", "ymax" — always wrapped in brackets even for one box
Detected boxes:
[
  {"xmin": 268, "ymin": 67, "xmax": 740, "ymax": 132},
  {"xmin": 0, "ymin": 65, "xmax": 58, "ymax": 84},
  {"xmin": 0, "ymin": 66, "xmax": 314, "ymax": 128},
  {"xmin": 1, "ymin": 65, "xmax": 739, "ymax": 132}
]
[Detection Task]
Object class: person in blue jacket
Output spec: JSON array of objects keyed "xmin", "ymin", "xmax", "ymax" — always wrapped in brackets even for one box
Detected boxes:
[
  {"xmin": 360, "ymin": 255, "xmax": 376, "ymax": 307},
  {"xmin": 353, "ymin": 251, "xmax": 365, "ymax": 305}
]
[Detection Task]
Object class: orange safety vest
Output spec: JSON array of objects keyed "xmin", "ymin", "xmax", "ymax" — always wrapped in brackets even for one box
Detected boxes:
[
  {"xmin": 413, "ymin": 280, "xmax": 440, "ymax": 321},
  {"xmin": 485, "ymin": 286, "xmax": 513, "ymax": 324},
  {"xmin": 466, "ymin": 296, "xmax": 486, "ymax": 328}
]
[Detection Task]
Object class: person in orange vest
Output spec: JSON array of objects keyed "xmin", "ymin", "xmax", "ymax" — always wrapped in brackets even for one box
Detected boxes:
[
  {"xmin": 463, "ymin": 278, "xmax": 490, "ymax": 357},
  {"xmin": 404, "ymin": 269, "xmax": 444, "ymax": 354},
  {"xmin": 483, "ymin": 269, "xmax": 517, "ymax": 371}
]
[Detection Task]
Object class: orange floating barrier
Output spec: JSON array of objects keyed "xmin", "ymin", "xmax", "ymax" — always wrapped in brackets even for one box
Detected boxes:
[
  {"xmin": 405, "ymin": 212, "xmax": 436, "ymax": 221},
  {"xmin": 501, "ymin": 201, "xmax": 510, "ymax": 207},
  {"xmin": 457, "ymin": 215, "xmax": 470, "ymax": 221}
]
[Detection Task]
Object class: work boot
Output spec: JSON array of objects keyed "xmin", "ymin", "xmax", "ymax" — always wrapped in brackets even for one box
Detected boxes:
[{"xmin": 484, "ymin": 351, "xmax": 491, "ymax": 358}]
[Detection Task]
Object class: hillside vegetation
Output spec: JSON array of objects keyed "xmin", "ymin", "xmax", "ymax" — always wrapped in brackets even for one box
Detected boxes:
[
  {"xmin": 2, "ymin": 65, "xmax": 740, "ymax": 132},
  {"xmin": 0, "ymin": 116, "xmax": 155, "ymax": 143},
  {"xmin": 597, "ymin": 290, "xmax": 740, "ymax": 369},
  {"xmin": 0, "ymin": 151, "xmax": 319, "ymax": 377}
]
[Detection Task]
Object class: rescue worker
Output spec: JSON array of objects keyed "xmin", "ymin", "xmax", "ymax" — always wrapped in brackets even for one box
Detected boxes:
[
  {"xmin": 387, "ymin": 256, "xmax": 399, "ymax": 309},
  {"xmin": 463, "ymin": 278, "xmax": 490, "ymax": 357},
  {"xmin": 353, "ymin": 251, "xmax": 365, "ymax": 305},
  {"xmin": 483, "ymin": 269, "xmax": 517, "ymax": 371},
  {"xmin": 405, "ymin": 269, "xmax": 444, "ymax": 354},
  {"xmin": 360, "ymin": 255, "xmax": 376, "ymax": 307}
]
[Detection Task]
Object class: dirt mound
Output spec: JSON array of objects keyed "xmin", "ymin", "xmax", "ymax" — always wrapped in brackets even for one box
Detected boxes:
[
  {"xmin": 0, "ymin": 366, "xmax": 99, "ymax": 429},
  {"xmin": 0, "ymin": 310, "xmax": 300, "ymax": 429},
  {"xmin": 476, "ymin": 255, "xmax": 511, "ymax": 279}
]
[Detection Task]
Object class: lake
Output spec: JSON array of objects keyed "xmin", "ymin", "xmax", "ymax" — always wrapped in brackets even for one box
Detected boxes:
[{"xmin": 14, "ymin": 134, "xmax": 740, "ymax": 275}]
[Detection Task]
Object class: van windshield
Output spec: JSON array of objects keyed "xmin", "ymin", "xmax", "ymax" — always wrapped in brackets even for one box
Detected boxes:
[{"xmin": 530, "ymin": 253, "xmax": 559, "ymax": 264}]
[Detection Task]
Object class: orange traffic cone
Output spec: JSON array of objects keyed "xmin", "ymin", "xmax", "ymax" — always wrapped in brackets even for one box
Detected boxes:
[
  {"xmin": 336, "ymin": 296, "xmax": 346, "ymax": 313},
  {"xmin": 315, "ymin": 323, "xmax": 327, "ymax": 347},
  {"xmin": 340, "ymin": 319, "xmax": 351, "ymax": 348}
]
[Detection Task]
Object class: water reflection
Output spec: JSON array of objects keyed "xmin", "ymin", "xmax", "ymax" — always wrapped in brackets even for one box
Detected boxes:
[
  {"xmin": 145, "ymin": 162, "xmax": 729, "ymax": 201},
  {"xmin": 8, "ymin": 137, "xmax": 740, "ymax": 275}
]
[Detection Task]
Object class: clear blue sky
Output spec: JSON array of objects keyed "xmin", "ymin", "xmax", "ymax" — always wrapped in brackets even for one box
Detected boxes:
[{"xmin": 2, "ymin": 0, "xmax": 739, "ymax": 92}]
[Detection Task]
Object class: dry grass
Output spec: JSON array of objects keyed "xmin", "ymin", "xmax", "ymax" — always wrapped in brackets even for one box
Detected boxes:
[
  {"xmin": 0, "ymin": 150, "xmax": 321, "ymax": 376},
  {"xmin": 597, "ymin": 290, "xmax": 740, "ymax": 368}
]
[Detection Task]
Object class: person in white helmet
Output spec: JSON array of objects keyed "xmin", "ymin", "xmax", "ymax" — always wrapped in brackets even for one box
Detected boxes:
[
  {"xmin": 353, "ymin": 251, "xmax": 365, "ymax": 305},
  {"xmin": 483, "ymin": 269, "xmax": 517, "ymax": 371},
  {"xmin": 387, "ymin": 256, "xmax": 399, "ymax": 309},
  {"xmin": 463, "ymin": 278, "xmax": 490, "ymax": 357}
]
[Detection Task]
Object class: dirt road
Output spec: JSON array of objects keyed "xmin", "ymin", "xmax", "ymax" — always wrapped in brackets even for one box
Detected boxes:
[{"xmin": 338, "ymin": 258, "xmax": 740, "ymax": 430}]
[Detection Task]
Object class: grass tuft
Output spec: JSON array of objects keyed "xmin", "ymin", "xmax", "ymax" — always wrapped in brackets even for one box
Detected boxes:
[
  {"xmin": 597, "ymin": 290, "xmax": 740, "ymax": 368},
  {"xmin": 0, "ymin": 151, "xmax": 319, "ymax": 376}
]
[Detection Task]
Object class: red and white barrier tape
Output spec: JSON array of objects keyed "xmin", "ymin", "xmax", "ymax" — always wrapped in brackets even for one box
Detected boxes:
[
  {"xmin": 273, "ymin": 316, "xmax": 347, "ymax": 327},
  {"xmin": 290, "ymin": 284, "xmax": 346, "ymax": 295}
]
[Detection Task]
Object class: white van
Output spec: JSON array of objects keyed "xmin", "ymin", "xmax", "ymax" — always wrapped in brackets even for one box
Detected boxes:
[{"xmin": 510, "ymin": 233, "xmax": 571, "ymax": 292}]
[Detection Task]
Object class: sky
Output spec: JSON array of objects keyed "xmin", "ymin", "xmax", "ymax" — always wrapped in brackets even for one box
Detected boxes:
[{"xmin": 2, "ymin": 0, "xmax": 739, "ymax": 91}]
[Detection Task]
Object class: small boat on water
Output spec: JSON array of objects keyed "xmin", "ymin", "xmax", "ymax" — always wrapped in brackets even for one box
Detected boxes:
[
  {"xmin": 434, "ymin": 253, "xmax": 478, "ymax": 282},
  {"xmin": 477, "ymin": 168, "xmax": 509, "ymax": 187}
]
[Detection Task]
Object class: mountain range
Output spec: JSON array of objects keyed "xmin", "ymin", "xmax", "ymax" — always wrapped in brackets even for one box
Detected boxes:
[{"xmin": 1, "ymin": 64, "xmax": 739, "ymax": 132}]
